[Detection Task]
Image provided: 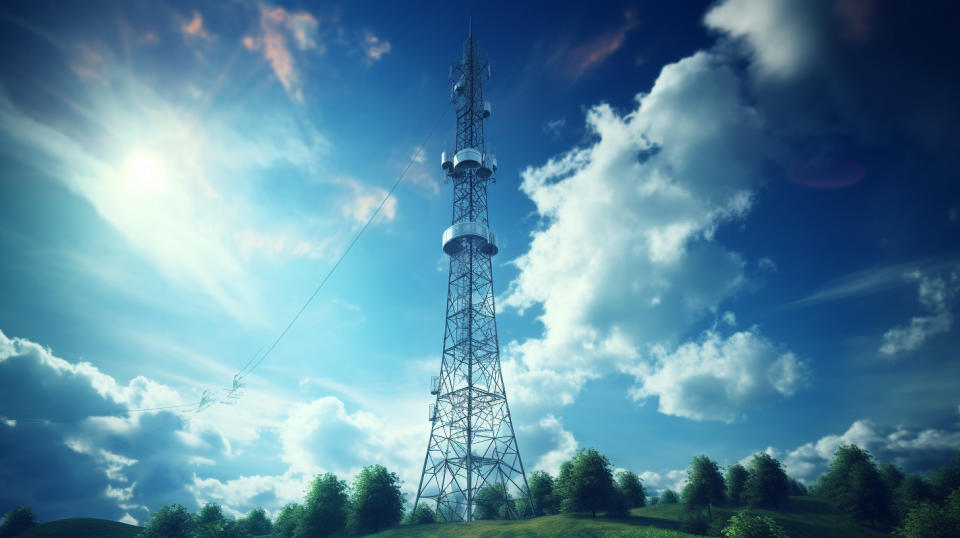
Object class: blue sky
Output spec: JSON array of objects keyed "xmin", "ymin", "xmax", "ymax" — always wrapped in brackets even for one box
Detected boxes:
[{"xmin": 2, "ymin": 0, "xmax": 960, "ymax": 525}]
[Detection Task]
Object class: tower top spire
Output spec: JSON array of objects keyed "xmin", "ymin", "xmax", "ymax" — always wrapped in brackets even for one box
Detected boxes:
[{"xmin": 469, "ymin": 14, "xmax": 472, "ymax": 37}]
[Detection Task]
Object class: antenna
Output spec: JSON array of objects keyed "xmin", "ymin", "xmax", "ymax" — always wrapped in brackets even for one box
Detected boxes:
[{"xmin": 412, "ymin": 26, "xmax": 532, "ymax": 523}]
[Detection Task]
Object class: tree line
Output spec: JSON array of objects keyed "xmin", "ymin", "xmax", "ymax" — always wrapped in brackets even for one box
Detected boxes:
[
  {"xmin": 138, "ymin": 464, "xmax": 405, "ymax": 537},
  {"xmin": 4, "ymin": 444, "xmax": 960, "ymax": 537}
]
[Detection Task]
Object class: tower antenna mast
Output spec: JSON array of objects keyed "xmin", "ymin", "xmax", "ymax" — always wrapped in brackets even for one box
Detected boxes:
[{"xmin": 413, "ymin": 21, "xmax": 532, "ymax": 522}]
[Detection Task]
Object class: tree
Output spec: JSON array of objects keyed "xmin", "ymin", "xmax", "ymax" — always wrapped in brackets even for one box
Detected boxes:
[
  {"xmin": 895, "ymin": 501, "xmax": 956, "ymax": 538},
  {"xmin": 349, "ymin": 464, "xmax": 404, "ymax": 533},
  {"xmin": 475, "ymin": 483, "xmax": 512, "ymax": 520},
  {"xmin": 744, "ymin": 453, "xmax": 789, "ymax": 509},
  {"xmin": 660, "ymin": 489, "xmax": 680, "ymax": 504},
  {"xmin": 528, "ymin": 470, "xmax": 559, "ymax": 516},
  {"xmin": 0, "ymin": 506, "xmax": 37, "ymax": 538},
  {"xmin": 881, "ymin": 463, "xmax": 906, "ymax": 493},
  {"xmin": 931, "ymin": 449, "xmax": 960, "ymax": 501},
  {"xmin": 299, "ymin": 473, "xmax": 348, "ymax": 538},
  {"xmin": 616, "ymin": 470, "xmax": 646, "ymax": 508},
  {"xmin": 721, "ymin": 511, "xmax": 788, "ymax": 538},
  {"xmin": 787, "ymin": 477, "xmax": 808, "ymax": 496},
  {"xmin": 240, "ymin": 507, "xmax": 272, "ymax": 536},
  {"xmin": 195, "ymin": 503, "xmax": 226, "ymax": 526},
  {"xmin": 139, "ymin": 503, "xmax": 194, "ymax": 538},
  {"xmin": 648, "ymin": 496, "xmax": 660, "ymax": 505},
  {"xmin": 555, "ymin": 448, "xmax": 617, "ymax": 517},
  {"xmin": 271, "ymin": 503, "xmax": 302, "ymax": 538},
  {"xmin": 408, "ymin": 504, "xmax": 436, "ymax": 525},
  {"xmin": 894, "ymin": 474, "xmax": 934, "ymax": 521},
  {"xmin": 726, "ymin": 464, "xmax": 749, "ymax": 506},
  {"xmin": 682, "ymin": 455, "xmax": 725, "ymax": 519},
  {"xmin": 815, "ymin": 444, "xmax": 891, "ymax": 525}
]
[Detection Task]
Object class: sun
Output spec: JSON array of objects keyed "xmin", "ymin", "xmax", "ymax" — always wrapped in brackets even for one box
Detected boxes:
[{"xmin": 123, "ymin": 151, "xmax": 169, "ymax": 192}]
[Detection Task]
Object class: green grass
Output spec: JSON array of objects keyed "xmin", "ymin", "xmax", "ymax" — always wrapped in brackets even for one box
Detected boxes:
[
  {"xmin": 18, "ymin": 517, "xmax": 141, "ymax": 538},
  {"xmin": 374, "ymin": 497, "xmax": 891, "ymax": 537},
  {"xmin": 375, "ymin": 513, "xmax": 696, "ymax": 537},
  {"xmin": 632, "ymin": 497, "xmax": 890, "ymax": 538}
]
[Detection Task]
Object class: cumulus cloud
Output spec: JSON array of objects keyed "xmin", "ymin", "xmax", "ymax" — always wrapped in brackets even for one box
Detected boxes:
[
  {"xmin": 627, "ymin": 328, "xmax": 807, "ymax": 422},
  {"xmin": 705, "ymin": 0, "xmax": 822, "ymax": 79},
  {"xmin": 502, "ymin": 50, "xmax": 791, "ymax": 413},
  {"xmin": 880, "ymin": 267, "xmax": 959, "ymax": 357},
  {"xmin": 0, "ymin": 330, "xmax": 437, "ymax": 522},
  {"xmin": 0, "ymin": 330, "xmax": 222, "ymax": 521},
  {"xmin": 640, "ymin": 469, "xmax": 688, "ymax": 495},
  {"xmin": 776, "ymin": 419, "xmax": 960, "ymax": 484},
  {"xmin": 518, "ymin": 415, "xmax": 579, "ymax": 475},
  {"xmin": 243, "ymin": 6, "xmax": 321, "ymax": 103}
]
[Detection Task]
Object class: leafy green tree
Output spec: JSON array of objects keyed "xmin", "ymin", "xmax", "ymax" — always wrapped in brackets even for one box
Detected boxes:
[
  {"xmin": 880, "ymin": 463, "xmax": 906, "ymax": 493},
  {"xmin": 299, "ymin": 473, "xmax": 348, "ymax": 538},
  {"xmin": 660, "ymin": 489, "xmax": 680, "ymax": 504},
  {"xmin": 528, "ymin": 470, "xmax": 560, "ymax": 516},
  {"xmin": 744, "ymin": 453, "xmax": 789, "ymax": 509},
  {"xmin": 475, "ymin": 482, "xmax": 512, "ymax": 520},
  {"xmin": 139, "ymin": 503, "xmax": 194, "ymax": 538},
  {"xmin": 616, "ymin": 470, "xmax": 646, "ymax": 508},
  {"xmin": 725, "ymin": 463, "xmax": 749, "ymax": 507},
  {"xmin": 555, "ymin": 448, "xmax": 617, "ymax": 517},
  {"xmin": 815, "ymin": 444, "xmax": 891, "ymax": 525},
  {"xmin": 721, "ymin": 511, "xmax": 789, "ymax": 538},
  {"xmin": 240, "ymin": 507, "xmax": 272, "ymax": 536},
  {"xmin": 648, "ymin": 496, "xmax": 660, "ymax": 505},
  {"xmin": 192, "ymin": 502, "xmax": 240, "ymax": 538},
  {"xmin": 605, "ymin": 487, "xmax": 631, "ymax": 518},
  {"xmin": 683, "ymin": 455, "xmax": 725, "ymax": 519},
  {"xmin": 895, "ymin": 500, "xmax": 956, "ymax": 538},
  {"xmin": 408, "ymin": 504, "xmax": 436, "ymax": 525},
  {"xmin": 0, "ymin": 506, "xmax": 37, "ymax": 538},
  {"xmin": 931, "ymin": 449, "xmax": 960, "ymax": 501},
  {"xmin": 787, "ymin": 477, "xmax": 808, "ymax": 496},
  {"xmin": 894, "ymin": 474, "xmax": 934, "ymax": 521},
  {"xmin": 349, "ymin": 464, "xmax": 404, "ymax": 533},
  {"xmin": 195, "ymin": 503, "xmax": 226, "ymax": 526},
  {"xmin": 271, "ymin": 503, "xmax": 302, "ymax": 538}
]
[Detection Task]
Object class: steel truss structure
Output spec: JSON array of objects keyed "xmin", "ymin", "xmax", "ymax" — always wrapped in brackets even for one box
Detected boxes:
[{"xmin": 413, "ymin": 25, "xmax": 532, "ymax": 522}]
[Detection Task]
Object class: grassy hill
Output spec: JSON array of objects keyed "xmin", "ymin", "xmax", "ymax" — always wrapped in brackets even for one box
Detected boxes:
[
  {"xmin": 375, "ymin": 496, "xmax": 891, "ymax": 537},
  {"xmin": 17, "ymin": 518, "xmax": 141, "ymax": 538}
]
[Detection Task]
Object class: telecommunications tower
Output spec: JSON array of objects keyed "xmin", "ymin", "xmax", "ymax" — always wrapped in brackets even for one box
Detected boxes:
[{"xmin": 413, "ymin": 23, "xmax": 532, "ymax": 522}]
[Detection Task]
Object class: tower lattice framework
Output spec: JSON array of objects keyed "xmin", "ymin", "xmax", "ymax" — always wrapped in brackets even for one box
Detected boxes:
[{"xmin": 413, "ymin": 25, "xmax": 532, "ymax": 522}]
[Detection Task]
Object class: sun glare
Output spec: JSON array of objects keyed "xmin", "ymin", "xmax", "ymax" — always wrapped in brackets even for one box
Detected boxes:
[{"xmin": 124, "ymin": 151, "xmax": 169, "ymax": 192}]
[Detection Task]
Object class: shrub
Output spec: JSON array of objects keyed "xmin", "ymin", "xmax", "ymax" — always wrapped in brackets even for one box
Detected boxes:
[{"xmin": 721, "ymin": 511, "xmax": 788, "ymax": 538}]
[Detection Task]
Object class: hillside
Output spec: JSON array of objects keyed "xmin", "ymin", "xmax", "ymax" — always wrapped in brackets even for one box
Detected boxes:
[
  {"xmin": 375, "ymin": 496, "xmax": 890, "ymax": 537},
  {"xmin": 17, "ymin": 518, "xmax": 141, "ymax": 538}
]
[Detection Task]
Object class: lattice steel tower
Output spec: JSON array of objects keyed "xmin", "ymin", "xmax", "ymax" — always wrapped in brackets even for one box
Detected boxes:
[{"xmin": 413, "ymin": 23, "xmax": 532, "ymax": 522}]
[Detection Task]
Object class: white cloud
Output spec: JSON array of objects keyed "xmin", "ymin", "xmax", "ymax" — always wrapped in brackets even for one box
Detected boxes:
[
  {"xmin": 119, "ymin": 513, "xmax": 139, "ymax": 525},
  {"xmin": 880, "ymin": 267, "xmax": 959, "ymax": 357},
  {"xmin": 519, "ymin": 415, "xmax": 579, "ymax": 475},
  {"xmin": 640, "ymin": 469, "xmax": 688, "ymax": 495},
  {"xmin": 721, "ymin": 311, "xmax": 737, "ymax": 327},
  {"xmin": 502, "ymin": 50, "xmax": 795, "ymax": 414},
  {"xmin": 776, "ymin": 419, "xmax": 960, "ymax": 484},
  {"xmin": 627, "ymin": 328, "xmax": 807, "ymax": 423},
  {"xmin": 360, "ymin": 32, "xmax": 391, "ymax": 64},
  {"xmin": 704, "ymin": 0, "xmax": 822, "ymax": 78},
  {"xmin": 338, "ymin": 176, "xmax": 397, "ymax": 225}
]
